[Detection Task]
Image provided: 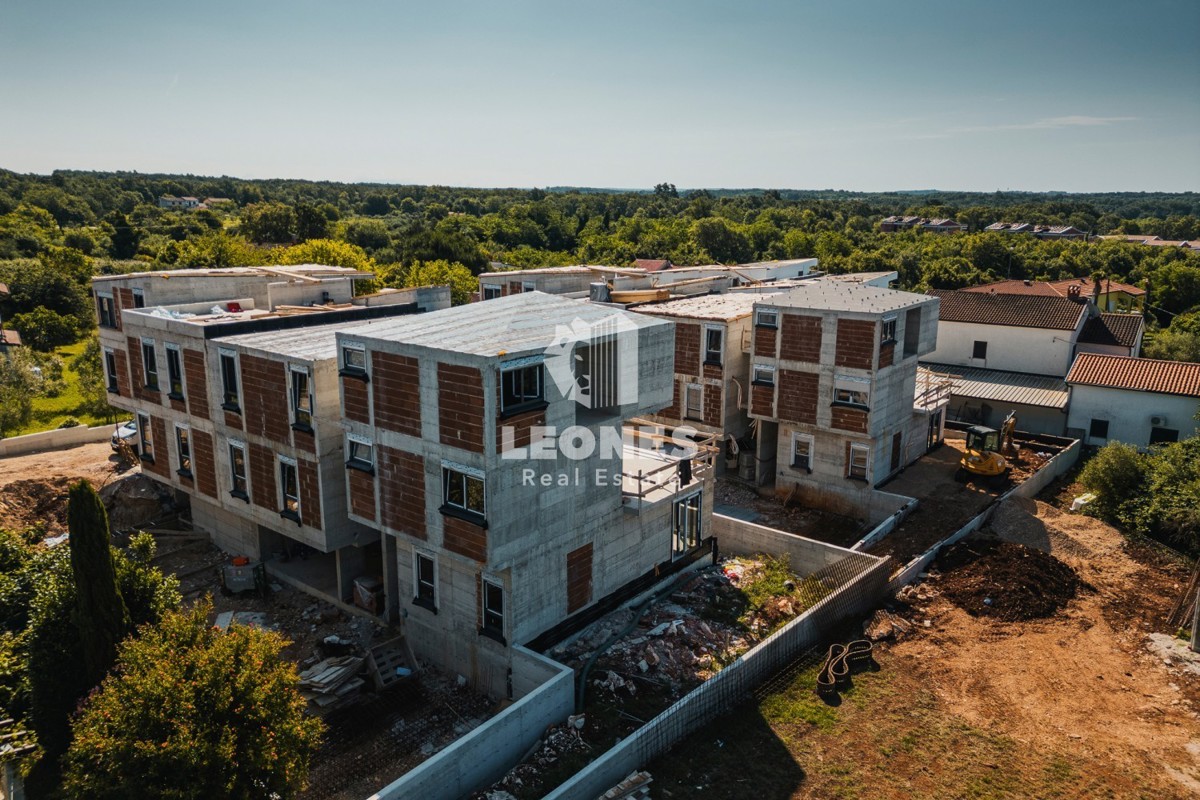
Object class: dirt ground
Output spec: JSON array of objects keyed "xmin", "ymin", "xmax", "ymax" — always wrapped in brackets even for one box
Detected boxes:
[
  {"xmin": 0, "ymin": 441, "xmax": 133, "ymax": 533},
  {"xmin": 715, "ymin": 476, "xmax": 864, "ymax": 548},
  {"xmin": 647, "ymin": 496, "xmax": 1200, "ymax": 799}
]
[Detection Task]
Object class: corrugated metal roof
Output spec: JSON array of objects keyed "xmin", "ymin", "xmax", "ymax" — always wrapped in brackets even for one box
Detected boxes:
[{"xmin": 921, "ymin": 362, "xmax": 1069, "ymax": 409}]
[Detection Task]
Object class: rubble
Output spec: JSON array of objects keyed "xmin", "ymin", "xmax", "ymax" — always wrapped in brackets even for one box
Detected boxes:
[{"xmin": 99, "ymin": 472, "xmax": 174, "ymax": 530}]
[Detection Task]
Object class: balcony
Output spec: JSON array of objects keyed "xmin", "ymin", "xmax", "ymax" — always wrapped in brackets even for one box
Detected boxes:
[{"xmin": 620, "ymin": 426, "xmax": 719, "ymax": 511}]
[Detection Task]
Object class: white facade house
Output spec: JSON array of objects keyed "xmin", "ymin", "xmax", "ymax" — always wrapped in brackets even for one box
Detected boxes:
[
  {"xmin": 926, "ymin": 290, "xmax": 1087, "ymax": 377},
  {"xmin": 1066, "ymin": 354, "xmax": 1200, "ymax": 449}
]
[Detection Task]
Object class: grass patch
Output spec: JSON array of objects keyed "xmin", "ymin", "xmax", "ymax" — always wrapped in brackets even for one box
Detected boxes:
[{"xmin": 11, "ymin": 340, "xmax": 120, "ymax": 436}]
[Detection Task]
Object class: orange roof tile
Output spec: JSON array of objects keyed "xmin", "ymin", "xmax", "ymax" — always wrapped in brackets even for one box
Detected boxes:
[{"xmin": 1067, "ymin": 353, "xmax": 1200, "ymax": 397}]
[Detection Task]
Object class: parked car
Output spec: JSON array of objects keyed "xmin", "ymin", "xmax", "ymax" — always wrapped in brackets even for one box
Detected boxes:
[{"xmin": 111, "ymin": 419, "xmax": 139, "ymax": 452}]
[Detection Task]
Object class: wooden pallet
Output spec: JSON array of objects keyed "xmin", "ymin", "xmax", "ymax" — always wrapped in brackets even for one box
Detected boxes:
[{"xmin": 365, "ymin": 637, "xmax": 416, "ymax": 692}]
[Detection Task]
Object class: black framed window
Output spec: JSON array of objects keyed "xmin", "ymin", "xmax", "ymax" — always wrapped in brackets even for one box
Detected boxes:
[
  {"xmin": 104, "ymin": 349, "xmax": 118, "ymax": 393},
  {"xmin": 142, "ymin": 340, "xmax": 158, "ymax": 391},
  {"xmin": 482, "ymin": 285, "xmax": 501, "ymax": 300},
  {"xmin": 97, "ymin": 294, "xmax": 116, "ymax": 328},
  {"xmin": 131, "ymin": 288, "xmax": 145, "ymax": 308},
  {"xmin": 752, "ymin": 365, "xmax": 775, "ymax": 385},
  {"xmin": 1150, "ymin": 427, "xmax": 1179, "ymax": 445},
  {"xmin": 347, "ymin": 438, "xmax": 373, "ymax": 472},
  {"xmin": 279, "ymin": 459, "xmax": 300, "ymax": 521},
  {"xmin": 755, "ymin": 309, "xmax": 778, "ymax": 328},
  {"xmin": 881, "ymin": 317, "xmax": 897, "ymax": 344},
  {"xmin": 972, "ymin": 340, "xmax": 988, "ymax": 359},
  {"xmin": 291, "ymin": 367, "xmax": 313, "ymax": 429},
  {"xmin": 482, "ymin": 578, "xmax": 504, "ymax": 640},
  {"xmin": 1089, "ymin": 419, "xmax": 1109, "ymax": 439},
  {"xmin": 501, "ymin": 364, "xmax": 544, "ymax": 415},
  {"xmin": 415, "ymin": 554, "xmax": 436, "ymax": 609},
  {"xmin": 672, "ymin": 492, "xmax": 702, "ymax": 557},
  {"xmin": 341, "ymin": 345, "xmax": 367, "ymax": 374},
  {"xmin": 138, "ymin": 413, "xmax": 154, "ymax": 462},
  {"xmin": 166, "ymin": 346, "xmax": 184, "ymax": 399},
  {"xmin": 175, "ymin": 426, "xmax": 191, "ymax": 477},
  {"xmin": 443, "ymin": 467, "xmax": 485, "ymax": 519},
  {"xmin": 220, "ymin": 351, "xmax": 240, "ymax": 410},
  {"xmin": 229, "ymin": 442, "xmax": 248, "ymax": 500},
  {"xmin": 704, "ymin": 327, "xmax": 723, "ymax": 365}
]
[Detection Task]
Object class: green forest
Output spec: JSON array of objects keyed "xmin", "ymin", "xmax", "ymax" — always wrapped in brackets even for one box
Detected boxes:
[{"xmin": 0, "ymin": 169, "xmax": 1198, "ymax": 435}]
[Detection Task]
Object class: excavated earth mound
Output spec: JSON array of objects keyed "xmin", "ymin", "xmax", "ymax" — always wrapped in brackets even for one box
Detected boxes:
[{"xmin": 935, "ymin": 537, "xmax": 1082, "ymax": 621}]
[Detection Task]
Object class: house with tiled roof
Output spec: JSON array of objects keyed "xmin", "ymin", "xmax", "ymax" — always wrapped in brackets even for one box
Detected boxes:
[
  {"xmin": 1076, "ymin": 312, "xmax": 1144, "ymax": 358},
  {"xmin": 1066, "ymin": 354, "xmax": 1200, "ymax": 448},
  {"xmin": 984, "ymin": 222, "xmax": 1087, "ymax": 240},
  {"xmin": 880, "ymin": 216, "xmax": 965, "ymax": 234},
  {"xmin": 632, "ymin": 258, "xmax": 672, "ymax": 272},
  {"xmin": 1047, "ymin": 276, "xmax": 1146, "ymax": 312},
  {"xmin": 923, "ymin": 289, "xmax": 1091, "ymax": 433}
]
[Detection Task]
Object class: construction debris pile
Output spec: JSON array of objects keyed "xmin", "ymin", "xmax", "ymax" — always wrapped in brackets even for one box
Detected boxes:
[
  {"xmin": 935, "ymin": 536, "xmax": 1082, "ymax": 621},
  {"xmin": 478, "ymin": 556, "xmax": 827, "ymax": 799},
  {"xmin": 299, "ymin": 655, "xmax": 366, "ymax": 713},
  {"xmin": 0, "ymin": 476, "xmax": 78, "ymax": 535}
]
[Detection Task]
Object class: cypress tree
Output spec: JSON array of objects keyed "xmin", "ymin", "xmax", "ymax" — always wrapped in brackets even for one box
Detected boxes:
[{"xmin": 66, "ymin": 480, "xmax": 130, "ymax": 689}]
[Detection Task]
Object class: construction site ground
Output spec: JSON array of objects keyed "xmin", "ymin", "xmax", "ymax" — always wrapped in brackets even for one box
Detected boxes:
[
  {"xmin": 0, "ymin": 442, "xmax": 499, "ymax": 800},
  {"xmin": 646, "ymin": 486, "xmax": 1200, "ymax": 799},
  {"xmin": 715, "ymin": 476, "xmax": 864, "ymax": 548}
]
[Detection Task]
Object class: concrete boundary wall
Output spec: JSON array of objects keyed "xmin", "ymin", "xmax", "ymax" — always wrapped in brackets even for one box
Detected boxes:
[
  {"xmin": 885, "ymin": 438, "xmax": 1081, "ymax": 593},
  {"xmin": 852, "ymin": 491, "xmax": 918, "ymax": 551},
  {"xmin": 0, "ymin": 424, "xmax": 115, "ymax": 458},
  {"xmin": 368, "ymin": 646, "xmax": 573, "ymax": 800},
  {"xmin": 544, "ymin": 526, "xmax": 890, "ymax": 800}
]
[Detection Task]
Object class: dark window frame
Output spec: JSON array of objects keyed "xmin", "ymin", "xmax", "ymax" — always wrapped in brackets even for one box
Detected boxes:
[
  {"xmin": 704, "ymin": 326, "xmax": 724, "ymax": 366},
  {"xmin": 290, "ymin": 366, "xmax": 313, "ymax": 431},
  {"xmin": 414, "ymin": 553, "xmax": 437, "ymax": 612},
  {"xmin": 500, "ymin": 363, "xmax": 546, "ymax": 417},
  {"xmin": 1088, "ymin": 418, "xmax": 1109, "ymax": 439},
  {"xmin": 174, "ymin": 425, "xmax": 192, "ymax": 477},
  {"xmin": 441, "ymin": 467, "xmax": 486, "ymax": 525},
  {"xmin": 165, "ymin": 345, "xmax": 184, "ymax": 400},
  {"xmin": 480, "ymin": 577, "xmax": 505, "ymax": 643},
  {"xmin": 137, "ymin": 412, "xmax": 154, "ymax": 463},
  {"xmin": 220, "ymin": 351, "xmax": 240, "ymax": 411},
  {"xmin": 104, "ymin": 349, "xmax": 119, "ymax": 393},
  {"xmin": 97, "ymin": 294, "xmax": 116, "ymax": 328},
  {"xmin": 672, "ymin": 492, "xmax": 703, "ymax": 558},
  {"xmin": 279, "ymin": 459, "xmax": 301, "ymax": 523},
  {"xmin": 972, "ymin": 340, "xmax": 988, "ymax": 360},
  {"xmin": 228, "ymin": 442, "xmax": 249, "ymax": 501},
  {"xmin": 752, "ymin": 365, "xmax": 775, "ymax": 386},
  {"xmin": 339, "ymin": 344, "xmax": 368, "ymax": 381},
  {"xmin": 755, "ymin": 309, "xmax": 779, "ymax": 329},
  {"xmin": 881, "ymin": 317, "xmax": 897, "ymax": 344},
  {"xmin": 346, "ymin": 437, "xmax": 374, "ymax": 474},
  {"xmin": 142, "ymin": 340, "xmax": 159, "ymax": 391},
  {"xmin": 847, "ymin": 443, "xmax": 870, "ymax": 481}
]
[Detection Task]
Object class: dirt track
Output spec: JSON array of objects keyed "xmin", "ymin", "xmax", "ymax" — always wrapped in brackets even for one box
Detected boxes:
[{"xmin": 0, "ymin": 441, "xmax": 132, "ymax": 533}]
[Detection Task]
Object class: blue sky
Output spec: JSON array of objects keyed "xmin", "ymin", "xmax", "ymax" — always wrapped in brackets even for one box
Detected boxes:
[{"xmin": 2, "ymin": 0, "xmax": 1197, "ymax": 192}]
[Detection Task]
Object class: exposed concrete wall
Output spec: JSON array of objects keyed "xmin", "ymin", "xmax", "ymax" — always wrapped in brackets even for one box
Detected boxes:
[
  {"xmin": 0, "ymin": 424, "xmax": 115, "ymax": 458},
  {"xmin": 369, "ymin": 646, "xmax": 573, "ymax": 800},
  {"xmin": 947, "ymin": 397, "xmax": 1067, "ymax": 436},
  {"xmin": 714, "ymin": 513, "xmax": 869, "ymax": 572}
]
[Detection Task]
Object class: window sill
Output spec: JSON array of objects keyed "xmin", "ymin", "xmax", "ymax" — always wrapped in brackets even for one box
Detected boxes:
[
  {"xmin": 846, "ymin": 475, "xmax": 869, "ymax": 483},
  {"xmin": 279, "ymin": 509, "xmax": 302, "ymax": 525},
  {"xmin": 221, "ymin": 402, "xmax": 241, "ymax": 414},
  {"xmin": 291, "ymin": 422, "xmax": 314, "ymax": 435},
  {"xmin": 791, "ymin": 463, "xmax": 813, "ymax": 474},
  {"xmin": 339, "ymin": 368, "xmax": 369, "ymax": 383},
  {"xmin": 167, "ymin": 392, "xmax": 185, "ymax": 402},
  {"xmin": 751, "ymin": 379, "xmax": 775, "ymax": 388},
  {"xmin": 144, "ymin": 385, "xmax": 161, "ymax": 394},
  {"xmin": 703, "ymin": 359, "xmax": 723, "ymax": 368},
  {"xmin": 498, "ymin": 399, "xmax": 548, "ymax": 420},
  {"xmin": 229, "ymin": 489, "xmax": 250, "ymax": 503},
  {"xmin": 106, "ymin": 385, "xmax": 119, "ymax": 395},
  {"xmin": 176, "ymin": 469, "xmax": 193, "ymax": 479},
  {"xmin": 140, "ymin": 455, "xmax": 155, "ymax": 465},
  {"xmin": 346, "ymin": 460, "xmax": 375, "ymax": 475},
  {"xmin": 880, "ymin": 338, "xmax": 897, "ymax": 346},
  {"xmin": 478, "ymin": 627, "xmax": 506, "ymax": 646},
  {"xmin": 830, "ymin": 401, "xmax": 870, "ymax": 412},
  {"xmin": 412, "ymin": 597, "xmax": 438, "ymax": 614},
  {"xmin": 439, "ymin": 504, "xmax": 488, "ymax": 529},
  {"xmin": 754, "ymin": 323, "xmax": 778, "ymax": 330}
]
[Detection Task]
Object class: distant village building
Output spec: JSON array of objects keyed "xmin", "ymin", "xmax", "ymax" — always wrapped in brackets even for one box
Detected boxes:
[
  {"xmin": 1066, "ymin": 354, "xmax": 1200, "ymax": 448},
  {"xmin": 962, "ymin": 277, "xmax": 1146, "ymax": 312},
  {"xmin": 158, "ymin": 195, "xmax": 202, "ymax": 210},
  {"xmin": 984, "ymin": 222, "xmax": 1087, "ymax": 240},
  {"xmin": 879, "ymin": 216, "xmax": 966, "ymax": 234},
  {"xmin": 1096, "ymin": 234, "xmax": 1200, "ymax": 252}
]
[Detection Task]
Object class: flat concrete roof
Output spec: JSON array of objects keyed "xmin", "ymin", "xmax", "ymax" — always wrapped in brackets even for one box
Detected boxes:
[
  {"xmin": 92, "ymin": 264, "xmax": 370, "ymax": 283},
  {"xmin": 761, "ymin": 280, "xmax": 933, "ymax": 314},
  {"xmin": 215, "ymin": 317, "xmax": 385, "ymax": 361},
  {"xmin": 348, "ymin": 291, "xmax": 670, "ymax": 357},
  {"xmin": 637, "ymin": 291, "xmax": 779, "ymax": 322}
]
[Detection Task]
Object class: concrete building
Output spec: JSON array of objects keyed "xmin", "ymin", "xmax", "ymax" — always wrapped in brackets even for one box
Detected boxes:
[
  {"xmin": 92, "ymin": 265, "xmax": 451, "ymax": 605},
  {"xmin": 1066, "ymin": 354, "xmax": 1200, "ymax": 448},
  {"xmin": 336, "ymin": 292, "xmax": 717, "ymax": 696},
  {"xmin": 158, "ymin": 195, "xmax": 201, "ymax": 210},
  {"xmin": 984, "ymin": 222, "xmax": 1087, "ymax": 240},
  {"xmin": 745, "ymin": 281, "xmax": 943, "ymax": 515},
  {"xmin": 638, "ymin": 292, "xmax": 779, "ymax": 468}
]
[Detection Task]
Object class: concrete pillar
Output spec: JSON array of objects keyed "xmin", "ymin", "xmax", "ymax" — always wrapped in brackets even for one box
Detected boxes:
[
  {"xmin": 380, "ymin": 534, "xmax": 400, "ymax": 623},
  {"xmin": 335, "ymin": 546, "xmax": 368, "ymax": 607}
]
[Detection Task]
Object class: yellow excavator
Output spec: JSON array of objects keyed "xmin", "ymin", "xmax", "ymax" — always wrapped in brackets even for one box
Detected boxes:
[{"xmin": 956, "ymin": 412, "xmax": 1018, "ymax": 483}]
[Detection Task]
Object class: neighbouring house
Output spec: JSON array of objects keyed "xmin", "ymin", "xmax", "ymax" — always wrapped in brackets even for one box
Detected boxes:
[
  {"xmin": 1066, "ymin": 353, "xmax": 1200, "ymax": 448},
  {"xmin": 632, "ymin": 258, "xmax": 672, "ymax": 272},
  {"xmin": 158, "ymin": 195, "xmax": 201, "ymax": 210},
  {"xmin": 961, "ymin": 276, "xmax": 1147, "ymax": 313},
  {"xmin": 1096, "ymin": 234, "xmax": 1200, "ymax": 252},
  {"xmin": 880, "ymin": 216, "xmax": 966, "ymax": 234},
  {"xmin": 984, "ymin": 222, "xmax": 1087, "ymax": 240},
  {"xmin": 0, "ymin": 329, "xmax": 22, "ymax": 352},
  {"xmin": 745, "ymin": 280, "xmax": 943, "ymax": 515},
  {"xmin": 1076, "ymin": 312, "xmax": 1144, "ymax": 358},
  {"xmin": 92, "ymin": 265, "xmax": 451, "ymax": 606},
  {"xmin": 335, "ymin": 291, "xmax": 717, "ymax": 697},
  {"xmin": 923, "ymin": 288, "xmax": 1093, "ymax": 433},
  {"xmin": 926, "ymin": 289, "xmax": 1088, "ymax": 377}
]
